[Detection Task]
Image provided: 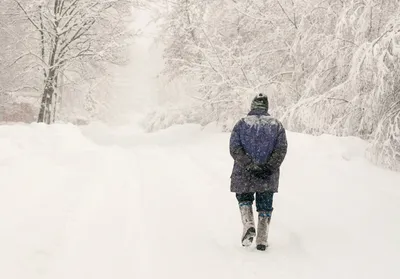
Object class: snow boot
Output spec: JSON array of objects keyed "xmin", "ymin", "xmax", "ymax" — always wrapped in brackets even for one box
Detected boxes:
[
  {"xmin": 239, "ymin": 202, "xmax": 256, "ymax": 247},
  {"xmin": 256, "ymin": 211, "xmax": 271, "ymax": 251}
]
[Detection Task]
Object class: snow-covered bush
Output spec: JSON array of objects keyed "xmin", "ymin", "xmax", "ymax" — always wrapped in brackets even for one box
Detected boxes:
[
  {"xmin": 368, "ymin": 102, "xmax": 400, "ymax": 171},
  {"xmin": 144, "ymin": 104, "xmax": 202, "ymax": 132}
]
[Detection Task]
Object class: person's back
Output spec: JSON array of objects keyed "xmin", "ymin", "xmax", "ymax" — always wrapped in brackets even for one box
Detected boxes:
[
  {"xmin": 229, "ymin": 93, "xmax": 288, "ymax": 251},
  {"xmin": 236, "ymin": 113, "xmax": 283, "ymax": 166}
]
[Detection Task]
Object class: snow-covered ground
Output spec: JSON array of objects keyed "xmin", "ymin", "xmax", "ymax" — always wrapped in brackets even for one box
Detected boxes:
[{"xmin": 0, "ymin": 122, "xmax": 399, "ymax": 279}]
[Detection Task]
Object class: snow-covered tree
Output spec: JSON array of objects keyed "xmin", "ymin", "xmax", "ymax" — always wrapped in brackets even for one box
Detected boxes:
[
  {"xmin": 155, "ymin": 0, "xmax": 400, "ymax": 171},
  {"xmin": 157, "ymin": 0, "xmax": 300, "ymax": 128},
  {"xmin": 1, "ymin": 0, "xmax": 136, "ymax": 124}
]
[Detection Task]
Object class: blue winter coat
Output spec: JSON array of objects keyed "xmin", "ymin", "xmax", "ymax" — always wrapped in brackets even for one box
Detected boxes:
[{"xmin": 229, "ymin": 108, "xmax": 288, "ymax": 193}]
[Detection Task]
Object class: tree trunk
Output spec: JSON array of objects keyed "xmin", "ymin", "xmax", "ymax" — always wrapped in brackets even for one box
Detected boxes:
[
  {"xmin": 52, "ymin": 74, "xmax": 59, "ymax": 123},
  {"xmin": 37, "ymin": 74, "xmax": 55, "ymax": 124}
]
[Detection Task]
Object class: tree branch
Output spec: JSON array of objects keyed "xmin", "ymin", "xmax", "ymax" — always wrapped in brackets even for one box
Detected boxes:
[
  {"xmin": 276, "ymin": 0, "xmax": 298, "ymax": 29},
  {"xmin": 13, "ymin": 0, "xmax": 41, "ymax": 31}
]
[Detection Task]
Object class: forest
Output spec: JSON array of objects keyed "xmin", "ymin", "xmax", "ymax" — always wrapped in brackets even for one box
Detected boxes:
[
  {"xmin": 152, "ymin": 0, "xmax": 400, "ymax": 172},
  {"xmin": 1, "ymin": 0, "xmax": 399, "ymax": 171}
]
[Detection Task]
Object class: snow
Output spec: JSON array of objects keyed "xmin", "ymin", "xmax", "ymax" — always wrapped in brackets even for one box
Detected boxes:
[
  {"xmin": 243, "ymin": 115, "xmax": 278, "ymax": 127},
  {"xmin": 0, "ymin": 122, "xmax": 400, "ymax": 279}
]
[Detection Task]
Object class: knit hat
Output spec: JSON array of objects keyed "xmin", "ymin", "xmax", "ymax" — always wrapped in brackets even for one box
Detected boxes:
[{"xmin": 251, "ymin": 93, "xmax": 269, "ymax": 111}]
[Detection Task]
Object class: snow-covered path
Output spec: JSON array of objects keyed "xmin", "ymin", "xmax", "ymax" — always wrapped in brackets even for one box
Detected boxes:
[{"xmin": 0, "ymin": 123, "xmax": 399, "ymax": 279}]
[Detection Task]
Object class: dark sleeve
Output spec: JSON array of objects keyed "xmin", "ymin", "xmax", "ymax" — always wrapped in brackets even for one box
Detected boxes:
[
  {"xmin": 229, "ymin": 120, "xmax": 252, "ymax": 167},
  {"xmin": 266, "ymin": 123, "xmax": 288, "ymax": 171}
]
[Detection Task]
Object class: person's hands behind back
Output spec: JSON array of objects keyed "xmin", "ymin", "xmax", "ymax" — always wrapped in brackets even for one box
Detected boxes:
[{"xmin": 246, "ymin": 163, "xmax": 272, "ymax": 179}]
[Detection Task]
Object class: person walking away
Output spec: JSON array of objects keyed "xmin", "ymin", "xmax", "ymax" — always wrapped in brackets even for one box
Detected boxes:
[{"xmin": 229, "ymin": 93, "xmax": 288, "ymax": 251}]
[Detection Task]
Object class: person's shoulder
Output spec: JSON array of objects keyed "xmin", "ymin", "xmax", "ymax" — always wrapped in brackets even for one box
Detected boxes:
[
  {"xmin": 258, "ymin": 114, "xmax": 282, "ymax": 125},
  {"xmin": 264, "ymin": 115, "xmax": 285, "ymax": 131},
  {"xmin": 232, "ymin": 117, "xmax": 246, "ymax": 130}
]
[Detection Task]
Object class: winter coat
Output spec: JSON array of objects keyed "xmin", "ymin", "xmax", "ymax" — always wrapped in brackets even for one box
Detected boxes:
[{"xmin": 229, "ymin": 108, "xmax": 288, "ymax": 193}]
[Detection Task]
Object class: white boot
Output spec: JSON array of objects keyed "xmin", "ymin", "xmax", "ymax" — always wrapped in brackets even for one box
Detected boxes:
[
  {"xmin": 239, "ymin": 202, "xmax": 256, "ymax": 247},
  {"xmin": 256, "ymin": 212, "xmax": 271, "ymax": 251}
]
